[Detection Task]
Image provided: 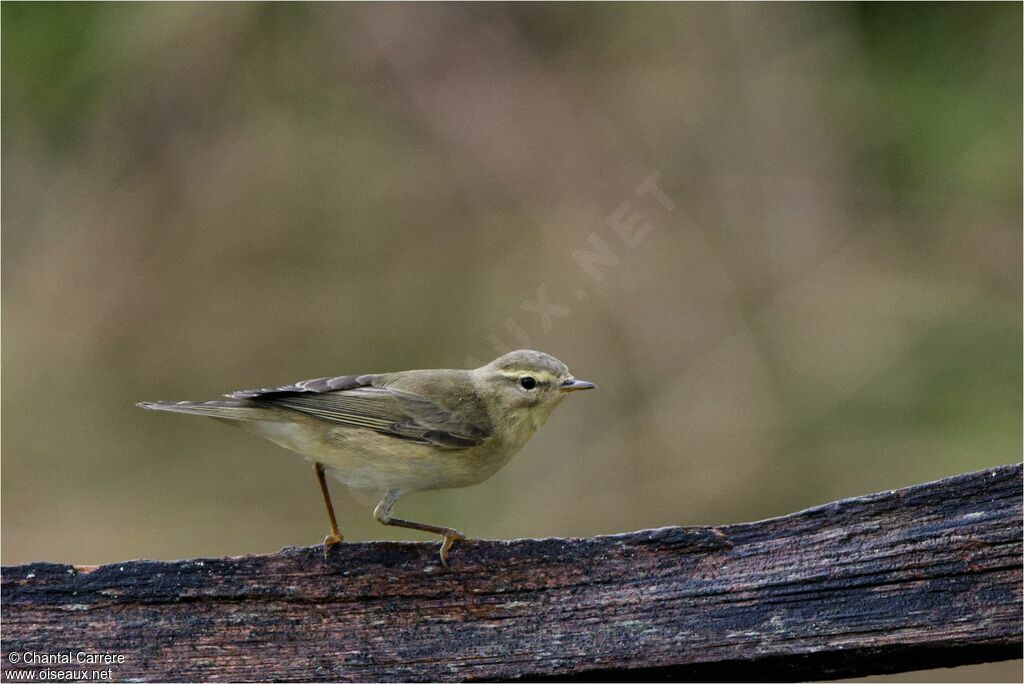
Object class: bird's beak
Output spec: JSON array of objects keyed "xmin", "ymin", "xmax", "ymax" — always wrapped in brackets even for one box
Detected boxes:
[{"xmin": 559, "ymin": 378, "xmax": 596, "ymax": 392}]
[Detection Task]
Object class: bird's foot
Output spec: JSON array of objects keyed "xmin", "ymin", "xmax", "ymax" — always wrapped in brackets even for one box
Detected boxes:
[
  {"xmin": 322, "ymin": 532, "xmax": 344, "ymax": 559},
  {"xmin": 439, "ymin": 529, "xmax": 466, "ymax": 569}
]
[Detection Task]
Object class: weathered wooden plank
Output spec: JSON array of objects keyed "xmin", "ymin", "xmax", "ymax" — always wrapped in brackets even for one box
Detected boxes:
[{"xmin": 2, "ymin": 464, "xmax": 1021, "ymax": 682}]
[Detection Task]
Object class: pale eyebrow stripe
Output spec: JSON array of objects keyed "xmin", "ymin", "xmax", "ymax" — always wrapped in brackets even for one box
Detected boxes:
[{"xmin": 500, "ymin": 371, "xmax": 558, "ymax": 384}]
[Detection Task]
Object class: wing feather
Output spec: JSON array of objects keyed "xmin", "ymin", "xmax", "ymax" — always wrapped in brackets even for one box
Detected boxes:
[
  {"xmin": 227, "ymin": 374, "xmax": 372, "ymax": 399},
  {"xmin": 226, "ymin": 375, "xmax": 489, "ymax": 449}
]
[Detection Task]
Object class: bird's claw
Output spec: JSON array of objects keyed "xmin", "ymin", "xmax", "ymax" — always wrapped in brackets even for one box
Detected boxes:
[
  {"xmin": 322, "ymin": 532, "xmax": 344, "ymax": 559},
  {"xmin": 439, "ymin": 530, "xmax": 465, "ymax": 569}
]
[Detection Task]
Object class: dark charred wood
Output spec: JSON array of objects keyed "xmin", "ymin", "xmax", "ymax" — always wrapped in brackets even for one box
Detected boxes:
[{"xmin": 2, "ymin": 464, "xmax": 1021, "ymax": 682}]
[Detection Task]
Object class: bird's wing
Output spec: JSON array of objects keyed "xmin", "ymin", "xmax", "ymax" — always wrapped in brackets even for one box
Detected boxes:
[
  {"xmin": 227, "ymin": 375, "xmax": 488, "ymax": 450},
  {"xmin": 228, "ymin": 374, "xmax": 374, "ymax": 398}
]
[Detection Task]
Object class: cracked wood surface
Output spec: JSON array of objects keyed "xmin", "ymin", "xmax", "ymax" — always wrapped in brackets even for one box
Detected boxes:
[{"xmin": 2, "ymin": 463, "xmax": 1021, "ymax": 682}]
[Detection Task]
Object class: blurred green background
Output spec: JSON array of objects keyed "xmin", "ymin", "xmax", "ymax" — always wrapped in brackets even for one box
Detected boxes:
[{"xmin": 2, "ymin": 2, "xmax": 1021, "ymax": 679}]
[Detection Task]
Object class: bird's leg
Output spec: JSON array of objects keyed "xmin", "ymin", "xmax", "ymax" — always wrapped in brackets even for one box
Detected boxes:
[
  {"xmin": 373, "ymin": 490, "xmax": 465, "ymax": 568},
  {"xmin": 314, "ymin": 462, "xmax": 344, "ymax": 557}
]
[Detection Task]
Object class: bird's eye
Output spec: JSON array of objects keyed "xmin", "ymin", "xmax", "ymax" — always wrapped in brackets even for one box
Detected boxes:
[{"xmin": 520, "ymin": 376, "xmax": 537, "ymax": 390}]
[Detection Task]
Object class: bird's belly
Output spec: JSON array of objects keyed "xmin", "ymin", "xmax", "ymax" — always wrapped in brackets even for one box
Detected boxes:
[
  {"xmin": 322, "ymin": 438, "xmax": 504, "ymax": 493},
  {"xmin": 245, "ymin": 419, "xmax": 518, "ymax": 493}
]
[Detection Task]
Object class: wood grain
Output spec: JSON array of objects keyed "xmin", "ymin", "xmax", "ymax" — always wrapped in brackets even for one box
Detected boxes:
[{"xmin": 3, "ymin": 464, "xmax": 1021, "ymax": 682}]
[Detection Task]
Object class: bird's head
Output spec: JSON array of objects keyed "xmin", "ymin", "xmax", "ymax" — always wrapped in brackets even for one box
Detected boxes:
[{"xmin": 473, "ymin": 350, "xmax": 595, "ymax": 428}]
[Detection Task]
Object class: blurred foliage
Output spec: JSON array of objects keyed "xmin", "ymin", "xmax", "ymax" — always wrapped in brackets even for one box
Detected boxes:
[{"xmin": 2, "ymin": 5, "xmax": 1021, "ymax": 678}]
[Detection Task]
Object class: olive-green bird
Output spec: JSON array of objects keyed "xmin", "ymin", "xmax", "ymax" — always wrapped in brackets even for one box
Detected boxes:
[{"xmin": 138, "ymin": 350, "xmax": 595, "ymax": 566}]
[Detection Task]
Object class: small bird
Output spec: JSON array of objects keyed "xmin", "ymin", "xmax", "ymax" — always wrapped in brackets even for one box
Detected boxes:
[{"xmin": 138, "ymin": 350, "xmax": 594, "ymax": 566}]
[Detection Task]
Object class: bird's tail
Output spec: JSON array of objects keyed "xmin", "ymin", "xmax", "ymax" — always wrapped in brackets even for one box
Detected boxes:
[{"xmin": 136, "ymin": 400, "xmax": 271, "ymax": 421}]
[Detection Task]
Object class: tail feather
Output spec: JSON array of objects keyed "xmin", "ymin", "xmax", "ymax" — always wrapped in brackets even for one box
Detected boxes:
[{"xmin": 136, "ymin": 400, "xmax": 270, "ymax": 421}]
